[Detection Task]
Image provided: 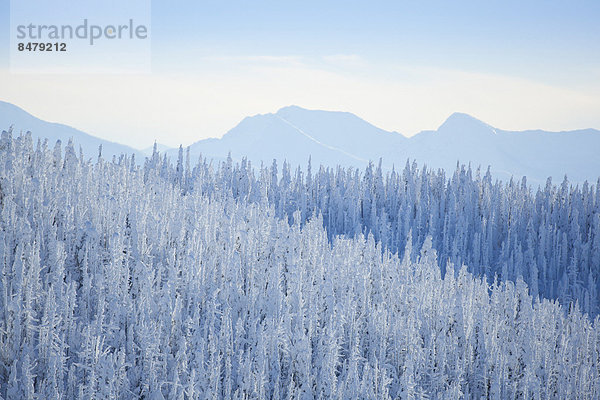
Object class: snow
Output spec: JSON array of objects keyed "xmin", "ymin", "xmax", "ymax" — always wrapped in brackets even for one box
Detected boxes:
[
  {"xmin": 177, "ymin": 105, "xmax": 600, "ymax": 185},
  {"xmin": 3, "ymin": 100, "xmax": 598, "ymax": 184},
  {"xmin": 1, "ymin": 131, "xmax": 599, "ymax": 398},
  {"xmin": 0, "ymin": 100, "xmax": 145, "ymax": 161},
  {"xmin": 142, "ymin": 143, "xmax": 172, "ymax": 156}
]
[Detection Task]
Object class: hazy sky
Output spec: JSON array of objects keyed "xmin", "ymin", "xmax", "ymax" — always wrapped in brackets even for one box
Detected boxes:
[{"xmin": 0, "ymin": 0, "xmax": 599, "ymax": 149}]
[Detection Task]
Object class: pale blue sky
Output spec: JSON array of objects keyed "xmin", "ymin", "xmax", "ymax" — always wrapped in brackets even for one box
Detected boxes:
[
  {"xmin": 0, "ymin": 0, "xmax": 599, "ymax": 148},
  {"xmin": 150, "ymin": 0, "xmax": 600, "ymax": 82}
]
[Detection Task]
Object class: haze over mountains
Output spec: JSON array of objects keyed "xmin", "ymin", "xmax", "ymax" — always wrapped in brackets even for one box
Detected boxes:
[
  {"xmin": 0, "ymin": 101, "xmax": 144, "ymax": 160},
  {"xmin": 2, "ymin": 100, "xmax": 599, "ymax": 184},
  {"xmin": 175, "ymin": 105, "xmax": 600, "ymax": 184}
]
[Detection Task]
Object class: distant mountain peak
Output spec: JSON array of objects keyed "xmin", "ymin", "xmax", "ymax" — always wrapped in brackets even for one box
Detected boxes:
[
  {"xmin": 276, "ymin": 105, "xmax": 306, "ymax": 114},
  {"xmin": 276, "ymin": 105, "xmax": 353, "ymax": 118},
  {"xmin": 438, "ymin": 112, "xmax": 496, "ymax": 135},
  {"xmin": 442, "ymin": 112, "xmax": 486, "ymax": 126}
]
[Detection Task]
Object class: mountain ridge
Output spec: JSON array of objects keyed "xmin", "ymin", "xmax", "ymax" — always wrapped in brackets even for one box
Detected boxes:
[
  {"xmin": 0, "ymin": 100, "xmax": 145, "ymax": 160},
  {"xmin": 177, "ymin": 105, "xmax": 600, "ymax": 184},
  {"xmin": 1, "ymin": 100, "xmax": 598, "ymax": 184}
]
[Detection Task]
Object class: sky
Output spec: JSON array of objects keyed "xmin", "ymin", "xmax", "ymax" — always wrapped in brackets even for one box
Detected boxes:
[{"xmin": 0, "ymin": 0, "xmax": 599, "ymax": 149}]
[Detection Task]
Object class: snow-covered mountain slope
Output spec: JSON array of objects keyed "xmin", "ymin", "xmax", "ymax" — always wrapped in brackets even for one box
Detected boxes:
[
  {"xmin": 0, "ymin": 100, "xmax": 144, "ymax": 160},
  {"xmin": 410, "ymin": 112, "xmax": 600, "ymax": 184},
  {"xmin": 2, "ymin": 135, "xmax": 599, "ymax": 398},
  {"xmin": 2, "ymin": 100, "xmax": 598, "ymax": 184},
  {"xmin": 180, "ymin": 106, "xmax": 600, "ymax": 184},
  {"xmin": 178, "ymin": 105, "xmax": 407, "ymax": 169}
]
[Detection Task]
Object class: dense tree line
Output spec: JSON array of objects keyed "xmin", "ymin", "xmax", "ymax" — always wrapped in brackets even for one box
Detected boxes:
[
  {"xmin": 163, "ymin": 144, "xmax": 600, "ymax": 317},
  {"xmin": 0, "ymin": 132, "xmax": 599, "ymax": 398}
]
